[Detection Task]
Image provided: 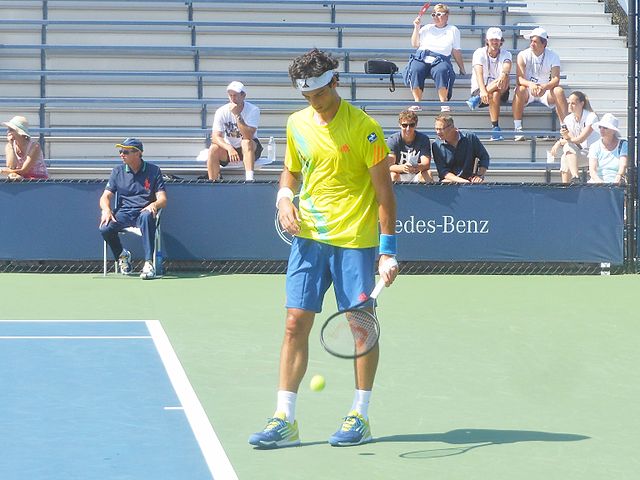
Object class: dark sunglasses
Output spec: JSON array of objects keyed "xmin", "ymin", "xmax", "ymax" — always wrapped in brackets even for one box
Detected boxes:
[
  {"xmin": 401, "ymin": 123, "xmax": 417, "ymax": 128},
  {"xmin": 431, "ymin": 12, "xmax": 446, "ymax": 18},
  {"xmin": 119, "ymin": 149, "xmax": 136, "ymax": 155}
]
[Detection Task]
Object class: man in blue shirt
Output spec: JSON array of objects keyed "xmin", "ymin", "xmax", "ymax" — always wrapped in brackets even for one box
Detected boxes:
[
  {"xmin": 431, "ymin": 114, "xmax": 490, "ymax": 183},
  {"xmin": 99, "ymin": 138, "xmax": 167, "ymax": 279}
]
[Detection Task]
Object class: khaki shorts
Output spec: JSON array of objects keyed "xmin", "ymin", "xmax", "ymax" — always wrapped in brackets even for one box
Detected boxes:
[{"xmin": 559, "ymin": 142, "xmax": 589, "ymax": 172}]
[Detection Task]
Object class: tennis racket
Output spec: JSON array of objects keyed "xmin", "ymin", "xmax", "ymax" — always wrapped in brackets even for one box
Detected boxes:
[
  {"xmin": 418, "ymin": 2, "xmax": 431, "ymax": 17},
  {"xmin": 320, "ymin": 277, "xmax": 387, "ymax": 359}
]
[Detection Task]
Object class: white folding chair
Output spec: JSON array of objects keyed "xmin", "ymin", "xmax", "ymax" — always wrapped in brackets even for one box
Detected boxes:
[{"xmin": 103, "ymin": 210, "xmax": 163, "ymax": 276}]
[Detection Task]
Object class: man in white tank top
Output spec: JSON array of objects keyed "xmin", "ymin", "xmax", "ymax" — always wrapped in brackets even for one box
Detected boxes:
[{"xmin": 512, "ymin": 27, "xmax": 568, "ymax": 141}]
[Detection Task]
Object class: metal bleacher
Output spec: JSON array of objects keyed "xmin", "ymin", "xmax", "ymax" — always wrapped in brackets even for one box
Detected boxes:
[{"xmin": 0, "ymin": 0, "xmax": 629, "ymax": 182}]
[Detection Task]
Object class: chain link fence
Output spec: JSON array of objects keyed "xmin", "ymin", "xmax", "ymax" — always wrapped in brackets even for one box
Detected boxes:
[{"xmin": 0, "ymin": 180, "xmax": 633, "ymax": 276}]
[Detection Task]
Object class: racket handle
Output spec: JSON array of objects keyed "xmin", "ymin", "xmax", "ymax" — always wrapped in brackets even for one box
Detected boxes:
[{"xmin": 370, "ymin": 277, "xmax": 386, "ymax": 300}]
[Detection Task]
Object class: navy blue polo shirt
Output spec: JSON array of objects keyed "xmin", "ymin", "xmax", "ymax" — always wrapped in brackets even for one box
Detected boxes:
[
  {"xmin": 432, "ymin": 131, "xmax": 490, "ymax": 180},
  {"xmin": 105, "ymin": 160, "xmax": 166, "ymax": 213}
]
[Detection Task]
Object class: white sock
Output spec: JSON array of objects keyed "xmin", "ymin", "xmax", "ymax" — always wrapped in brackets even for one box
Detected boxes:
[
  {"xmin": 514, "ymin": 120, "xmax": 523, "ymax": 130},
  {"xmin": 350, "ymin": 389, "xmax": 372, "ymax": 419},
  {"xmin": 245, "ymin": 170, "xmax": 254, "ymax": 181},
  {"xmin": 276, "ymin": 390, "xmax": 297, "ymax": 423}
]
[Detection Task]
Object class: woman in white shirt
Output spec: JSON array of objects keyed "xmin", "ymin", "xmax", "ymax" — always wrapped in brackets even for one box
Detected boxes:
[
  {"xmin": 549, "ymin": 91, "xmax": 598, "ymax": 183},
  {"xmin": 405, "ymin": 3, "xmax": 466, "ymax": 112}
]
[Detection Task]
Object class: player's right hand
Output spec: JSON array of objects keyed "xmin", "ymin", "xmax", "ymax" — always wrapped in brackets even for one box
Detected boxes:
[{"xmin": 278, "ymin": 201, "xmax": 300, "ymax": 235}]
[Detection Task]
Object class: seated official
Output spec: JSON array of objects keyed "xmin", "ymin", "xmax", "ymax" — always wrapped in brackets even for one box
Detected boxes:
[
  {"xmin": 99, "ymin": 138, "xmax": 167, "ymax": 280},
  {"xmin": 431, "ymin": 114, "xmax": 490, "ymax": 183}
]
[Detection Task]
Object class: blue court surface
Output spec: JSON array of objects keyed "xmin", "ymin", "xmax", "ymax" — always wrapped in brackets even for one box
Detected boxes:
[{"xmin": 0, "ymin": 320, "xmax": 238, "ymax": 480}]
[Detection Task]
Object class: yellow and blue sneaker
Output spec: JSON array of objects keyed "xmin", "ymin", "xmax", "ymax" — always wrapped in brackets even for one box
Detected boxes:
[
  {"xmin": 328, "ymin": 411, "xmax": 372, "ymax": 447},
  {"xmin": 248, "ymin": 412, "xmax": 300, "ymax": 449}
]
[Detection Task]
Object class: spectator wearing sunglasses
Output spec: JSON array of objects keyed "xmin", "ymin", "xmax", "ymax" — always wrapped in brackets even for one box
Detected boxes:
[
  {"xmin": 404, "ymin": 3, "xmax": 466, "ymax": 112},
  {"xmin": 588, "ymin": 113, "xmax": 627, "ymax": 185},
  {"xmin": 386, "ymin": 110, "xmax": 434, "ymax": 183},
  {"xmin": 99, "ymin": 138, "xmax": 167, "ymax": 280},
  {"xmin": 467, "ymin": 27, "xmax": 513, "ymax": 141}
]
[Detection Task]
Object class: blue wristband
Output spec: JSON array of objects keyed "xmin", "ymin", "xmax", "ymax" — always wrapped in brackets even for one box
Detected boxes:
[{"xmin": 379, "ymin": 234, "xmax": 397, "ymax": 256}]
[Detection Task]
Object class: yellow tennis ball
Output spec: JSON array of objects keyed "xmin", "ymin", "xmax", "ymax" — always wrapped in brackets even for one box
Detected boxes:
[{"xmin": 310, "ymin": 374, "xmax": 326, "ymax": 392}]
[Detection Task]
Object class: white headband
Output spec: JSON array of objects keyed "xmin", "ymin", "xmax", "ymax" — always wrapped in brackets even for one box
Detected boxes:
[{"xmin": 295, "ymin": 70, "xmax": 335, "ymax": 92}]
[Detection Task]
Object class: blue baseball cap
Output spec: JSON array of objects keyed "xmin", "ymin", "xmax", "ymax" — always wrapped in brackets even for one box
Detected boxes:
[{"xmin": 115, "ymin": 137, "xmax": 143, "ymax": 152}]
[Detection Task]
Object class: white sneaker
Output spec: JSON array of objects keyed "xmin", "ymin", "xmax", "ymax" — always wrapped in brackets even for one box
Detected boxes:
[
  {"xmin": 140, "ymin": 261, "xmax": 156, "ymax": 280},
  {"xmin": 118, "ymin": 249, "xmax": 132, "ymax": 275},
  {"xmin": 514, "ymin": 127, "xmax": 526, "ymax": 142},
  {"xmin": 440, "ymin": 105, "xmax": 451, "ymax": 112}
]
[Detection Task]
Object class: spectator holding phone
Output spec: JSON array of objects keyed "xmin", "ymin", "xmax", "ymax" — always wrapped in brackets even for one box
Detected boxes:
[{"xmin": 549, "ymin": 91, "xmax": 599, "ymax": 184}]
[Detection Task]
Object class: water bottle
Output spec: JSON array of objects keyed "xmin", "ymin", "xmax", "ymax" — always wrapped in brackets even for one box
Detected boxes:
[
  {"xmin": 267, "ymin": 136, "xmax": 276, "ymax": 162},
  {"xmin": 155, "ymin": 250, "xmax": 164, "ymax": 276}
]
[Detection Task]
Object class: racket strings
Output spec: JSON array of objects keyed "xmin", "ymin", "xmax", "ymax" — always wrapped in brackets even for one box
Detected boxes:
[{"xmin": 322, "ymin": 308, "xmax": 379, "ymax": 358}]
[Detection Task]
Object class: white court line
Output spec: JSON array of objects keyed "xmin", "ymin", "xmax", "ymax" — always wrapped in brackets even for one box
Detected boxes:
[
  {"xmin": 146, "ymin": 320, "xmax": 239, "ymax": 480},
  {"xmin": 0, "ymin": 336, "xmax": 151, "ymax": 339}
]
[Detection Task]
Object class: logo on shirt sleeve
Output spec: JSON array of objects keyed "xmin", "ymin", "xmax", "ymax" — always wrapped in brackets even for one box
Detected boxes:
[{"xmin": 367, "ymin": 132, "xmax": 378, "ymax": 143}]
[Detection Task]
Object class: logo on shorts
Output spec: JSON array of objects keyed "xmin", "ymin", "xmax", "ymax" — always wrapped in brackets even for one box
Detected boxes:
[
  {"xmin": 358, "ymin": 292, "xmax": 369, "ymax": 302},
  {"xmin": 367, "ymin": 132, "xmax": 378, "ymax": 143}
]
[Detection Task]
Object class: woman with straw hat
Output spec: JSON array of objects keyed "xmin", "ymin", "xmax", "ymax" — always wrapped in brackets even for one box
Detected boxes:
[
  {"xmin": 2, "ymin": 116, "xmax": 49, "ymax": 180},
  {"xmin": 588, "ymin": 113, "xmax": 627, "ymax": 184}
]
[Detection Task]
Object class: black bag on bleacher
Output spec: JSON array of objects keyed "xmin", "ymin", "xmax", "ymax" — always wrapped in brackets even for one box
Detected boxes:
[{"xmin": 364, "ymin": 59, "xmax": 398, "ymax": 92}]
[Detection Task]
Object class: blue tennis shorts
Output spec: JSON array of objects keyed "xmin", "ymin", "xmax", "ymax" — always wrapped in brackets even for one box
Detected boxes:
[{"xmin": 285, "ymin": 237, "xmax": 376, "ymax": 313}]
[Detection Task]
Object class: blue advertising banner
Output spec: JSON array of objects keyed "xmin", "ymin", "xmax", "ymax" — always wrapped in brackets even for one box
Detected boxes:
[
  {"xmin": 395, "ymin": 184, "xmax": 624, "ymax": 263},
  {"xmin": 0, "ymin": 181, "xmax": 625, "ymax": 264}
]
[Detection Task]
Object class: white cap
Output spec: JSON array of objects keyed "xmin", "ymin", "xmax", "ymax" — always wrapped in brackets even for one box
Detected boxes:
[
  {"xmin": 226, "ymin": 81, "xmax": 246, "ymax": 94},
  {"xmin": 525, "ymin": 27, "xmax": 548, "ymax": 40},
  {"xmin": 486, "ymin": 27, "xmax": 503, "ymax": 40}
]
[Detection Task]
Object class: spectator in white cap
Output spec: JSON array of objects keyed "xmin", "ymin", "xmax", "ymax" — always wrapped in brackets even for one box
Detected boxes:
[
  {"xmin": 207, "ymin": 81, "xmax": 262, "ymax": 182},
  {"xmin": 467, "ymin": 27, "xmax": 513, "ymax": 141},
  {"xmin": 2, "ymin": 115, "xmax": 49, "ymax": 180},
  {"xmin": 588, "ymin": 113, "xmax": 627, "ymax": 184},
  {"xmin": 512, "ymin": 27, "xmax": 568, "ymax": 141}
]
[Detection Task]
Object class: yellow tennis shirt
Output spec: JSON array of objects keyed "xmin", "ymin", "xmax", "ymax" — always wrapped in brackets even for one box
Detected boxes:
[{"xmin": 284, "ymin": 99, "xmax": 389, "ymax": 248}]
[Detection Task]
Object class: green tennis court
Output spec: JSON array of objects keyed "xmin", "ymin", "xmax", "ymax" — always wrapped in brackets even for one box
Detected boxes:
[{"xmin": 2, "ymin": 273, "xmax": 639, "ymax": 479}]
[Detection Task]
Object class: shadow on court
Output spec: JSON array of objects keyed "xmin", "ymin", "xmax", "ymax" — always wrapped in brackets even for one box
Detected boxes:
[{"xmin": 375, "ymin": 429, "xmax": 590, "ymax": 459}]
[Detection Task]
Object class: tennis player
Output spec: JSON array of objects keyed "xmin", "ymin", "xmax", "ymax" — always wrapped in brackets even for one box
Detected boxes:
[{"xmin": 249, "ymin": 48, "xmax": 399, "ymax": 449}]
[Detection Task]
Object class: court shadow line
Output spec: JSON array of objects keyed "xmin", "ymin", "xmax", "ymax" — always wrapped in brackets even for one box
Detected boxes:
[{"xmin": 374, "ymin": 428, "xmax": 590, "ymax": 459}]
